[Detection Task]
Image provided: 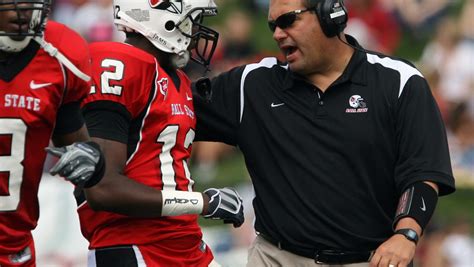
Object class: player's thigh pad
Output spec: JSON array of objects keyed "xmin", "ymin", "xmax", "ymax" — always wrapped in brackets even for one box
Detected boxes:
[{"xmin": 88, "ymin": 246, "xmax": 145, "ymax": 267}]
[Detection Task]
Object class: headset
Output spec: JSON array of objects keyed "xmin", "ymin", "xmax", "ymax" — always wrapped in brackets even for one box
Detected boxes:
[{"xmin": 308, "ymin": 0, "xmax": 348, "ymax": 37}]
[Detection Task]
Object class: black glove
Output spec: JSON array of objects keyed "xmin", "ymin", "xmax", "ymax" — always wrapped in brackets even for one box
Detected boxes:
[
  {"xmin": 203, "ymin": 187, "xmax": 244, "ymax": 227},
  {"xmin": 46, "ymin": 141, "xmax": 104, "ymax": 188}
]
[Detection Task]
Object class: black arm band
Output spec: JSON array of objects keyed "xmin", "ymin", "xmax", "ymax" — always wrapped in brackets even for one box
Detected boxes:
[
  {"xmin": 54, "ymin": 101, "xmax": 85, "ymax": 135},
  {"xmin": 393, "ymin": 182, "xmax": 438, "ymax": 231},
  {"xmin": 83, "ymin": 141, "xmax": 106, "ymax": 188}
]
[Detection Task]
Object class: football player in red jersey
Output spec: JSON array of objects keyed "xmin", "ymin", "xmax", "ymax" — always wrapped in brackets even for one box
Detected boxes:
[
  {"xmin": 0, "ymin": 0, "xmax": 105, "ymax": 266},
  {"xmin": 45, "ymin": 0, "xmax": 244, "ymax": 266}
]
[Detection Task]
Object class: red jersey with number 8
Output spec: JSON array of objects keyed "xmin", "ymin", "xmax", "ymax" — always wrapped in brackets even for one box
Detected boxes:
[
  {"xmin": 0, "ymin": 21, "xmax": 91, "ymax": 254},
  {"xmin": 79, "ymin": 42, "xmax": 202, "ymax": 248}
]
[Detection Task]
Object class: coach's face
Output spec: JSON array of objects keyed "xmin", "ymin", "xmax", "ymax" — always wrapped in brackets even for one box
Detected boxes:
[
  {"xmin": 269, "ymin": 0, "xmax": 330, "ymax": 75},
  {"xmin": 0, "ymin": 1, "xmax": 33, "ymax": 41}
]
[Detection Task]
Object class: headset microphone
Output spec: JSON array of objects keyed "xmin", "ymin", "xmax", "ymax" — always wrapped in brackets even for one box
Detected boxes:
[{"xmin": 336, "ymin": 34, "xmax": 369, "ymax": 54}]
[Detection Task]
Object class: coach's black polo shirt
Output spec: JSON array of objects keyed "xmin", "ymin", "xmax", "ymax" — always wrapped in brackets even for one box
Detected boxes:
[{"xmin": 192, "ymin": 36, "xmax": 455, "ymax": 251}]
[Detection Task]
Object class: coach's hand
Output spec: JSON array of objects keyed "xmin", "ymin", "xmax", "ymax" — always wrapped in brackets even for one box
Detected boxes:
[
  {"xmin": 46, "ymin": 142, "xmax": 104, "ymax": 188},
  {"xmin": 203, "ymin": 187, "xmax": 244, "ymax": 228},
  {"xmin": 369, "ymin": 234, "xmax": 416, "ymax": 267}
]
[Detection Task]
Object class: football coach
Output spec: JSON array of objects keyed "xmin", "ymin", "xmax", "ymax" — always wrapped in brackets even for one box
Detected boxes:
[{"xmin": 192, "ymin": 0, "xmax": 456, "ymax": 266}]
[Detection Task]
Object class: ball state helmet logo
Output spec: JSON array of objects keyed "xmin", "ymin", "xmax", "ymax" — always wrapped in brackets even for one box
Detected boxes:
[
  {"xmin": 349, "ymin": 95, "xmax": 366, "ymax": 108},
  {"xmin": 149, "ymin": 0, "xmax": 166, "ymax": 8},
  {"xmin": 148, "ymin": 0, "xmax": 182, "ymax": 13}
]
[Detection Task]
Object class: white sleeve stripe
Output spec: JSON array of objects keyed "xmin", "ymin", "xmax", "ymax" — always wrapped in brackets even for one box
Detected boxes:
[
  {"xmin": 132, "ymin": 245, "xmax": 147, "ymax": 267},
  {"xmin": 87, "ymin": 250, "xmax": 97, "ymax": 267},
  {"xmin": 366, "ymin": 54, "xmax": 423, "ymax": 98},
  {"xmin": 240, "ymin": 57, "xmax": 280, "ymax": 122}
]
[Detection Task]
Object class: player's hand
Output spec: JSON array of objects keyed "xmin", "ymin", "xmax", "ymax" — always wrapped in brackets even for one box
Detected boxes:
[
  {"xmin": 369, "ymin": 234, "xmax": 416, "ymax": 267},
  {"xmin": 203, "ymin": 187, "xmax": 244, "ymax": 228},
  {"xmin": 46, "ymin": 142, "xmax": 102, "ymax": 186}
]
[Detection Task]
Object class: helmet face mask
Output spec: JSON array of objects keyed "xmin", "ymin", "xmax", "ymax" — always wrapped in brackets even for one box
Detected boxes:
[
  {"xmin": 114, "ymin": 0, "xmax": 219, "ymax": 69},
  {"xmin": 0, "ymin": 0, "xmax": 51, "ymax": 52},
  {"xmin": 176, "ymin": 7, "xmax": 218, "ymax": 68}
]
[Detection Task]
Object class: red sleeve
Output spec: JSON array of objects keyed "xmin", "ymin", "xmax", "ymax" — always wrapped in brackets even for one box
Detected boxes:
[
  {"xmin": 43, "ymin": 21, "xmax": 92, "ymax": 104},
  {"xmin": 83, "ymin": 42, "xmax": 157, "ymax": 118}
]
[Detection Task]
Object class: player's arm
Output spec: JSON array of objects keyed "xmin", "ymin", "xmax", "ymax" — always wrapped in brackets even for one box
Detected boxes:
[
  {"xmin": 46, "ymin": 27, "xmax": 107, "ymax": 187},
  {"xmin": 48, "ymin": 128, "xmax": 244, "ymax": 226},
  {"xmin": 51, "ymin": 101, "xmax": 90, "ymax": 146},
  {"xmin": 83, "ymin": 137, "xmax": 168, "ymax": 217},
  {"xmin": 48, "ymin": 100, "xmax": 107, "ymax": 190},
  {"xmin": 51, "ymin": 124, "xmax": 90, "ymax": 146},
  {"xmin": 83, "ymin": 137, "xmax": 244, "ymax": 227}
]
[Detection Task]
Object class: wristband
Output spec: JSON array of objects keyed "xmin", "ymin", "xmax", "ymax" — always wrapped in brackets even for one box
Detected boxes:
[
  {"xmin": 395, "ymin": 228, "xmax": 419, "ymax": 245},
  {"xmin": 393, "ymin": 182, "xmax": 438, "ymax": 231},
  {"xmin": 83, "ymin": 141, "xmax": 105, "ymax": 188},
  {"xmin": 161, "ymin": 191, "xmax": 204, "ymax": 216}
]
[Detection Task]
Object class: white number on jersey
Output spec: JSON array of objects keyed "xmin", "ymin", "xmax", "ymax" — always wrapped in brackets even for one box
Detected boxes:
[
  {"xmin": 0, "ymin": 119, "xmax": 26, "ymax": 211},
  {"xmin": 100, "ymin": 59, "xmax": 124, "ymax": 95},
  {"xmin": 156, "ymin": 125, "xmax": 195, "ymax": 191}
]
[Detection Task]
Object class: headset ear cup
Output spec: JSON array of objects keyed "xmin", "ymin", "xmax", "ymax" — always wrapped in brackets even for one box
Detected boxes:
[
  {"xmin": 317, "ymin": 0, "xmax": 347, "ymax": 37},
  {"xmin": 315, "ymin": 1, "xmax": 330, "ymax": 37}
]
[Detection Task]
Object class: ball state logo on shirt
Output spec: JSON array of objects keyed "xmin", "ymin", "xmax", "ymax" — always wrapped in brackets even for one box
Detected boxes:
[
  {"xmin": 158, "ymin": 77, "xmax": 169, "ymax": 99},
  {"xmin": 346, "ymin": 95, "xmax": 368, "ymax": 113},
  {"xmin": 148, "ymin": 0, "xmax": 182, "ymax": 14}
]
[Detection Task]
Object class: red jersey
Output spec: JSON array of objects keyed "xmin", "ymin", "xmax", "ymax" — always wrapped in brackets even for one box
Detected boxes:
[
  {"xmin": 80, "ymin": 42, "xmax": 202, "ymax": 248},
  {"xmin": 0, "ymin": 21, "xmax": 91, "ymax": 254}
]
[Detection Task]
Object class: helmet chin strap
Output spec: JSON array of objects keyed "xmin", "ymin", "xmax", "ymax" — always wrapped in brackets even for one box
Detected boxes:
[
  {"xmin": 33, "ymin": 37, "xmax": 90, "ymax": 82},
  {"xmin": 0, "ymin": 35, "xmax": 91, "ymax": 82}
]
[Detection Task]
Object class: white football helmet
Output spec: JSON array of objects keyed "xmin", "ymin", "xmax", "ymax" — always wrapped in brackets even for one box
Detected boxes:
[
  {"xmin": 114, "ymin": 0, "xmax": 219, "ymax": 68},
  {"xmin": 0, "ymin": 0, "xmax": 51, "ymax": 52},
  {"xmin": 349, "ymin": 95, "xmax": 366, "ymax": 108}
]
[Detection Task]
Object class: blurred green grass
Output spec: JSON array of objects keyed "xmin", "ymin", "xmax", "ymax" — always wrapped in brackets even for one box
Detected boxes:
[
  {"xmin": 192, "ymin": 151, "xmax": 248, "ymax": 191},
  {"xmin": 436, "ymin": 187, "xmax": 474, "ymax": 226}
]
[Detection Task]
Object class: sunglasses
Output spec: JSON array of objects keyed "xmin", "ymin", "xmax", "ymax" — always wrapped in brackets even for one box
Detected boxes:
[{"xmin": 268, "ymin": 8, "xmax": 313, "ymax": 32}]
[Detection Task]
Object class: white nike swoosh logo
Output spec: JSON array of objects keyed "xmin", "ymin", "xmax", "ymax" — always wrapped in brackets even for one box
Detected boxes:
[
  {"xmin": 30, "ymin": 81, "xmax": 52, "ymax": 90},
  {"xmin": 421, "ymin": 197, "xmax": 426, "ymax": 211},
  {"xmin": 186, "ymin": 94, "xmax": 193, "ymax": 101},
  {"xmin": 271, "ymin": 102, "xmax": 285, "ymax": 108}
]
